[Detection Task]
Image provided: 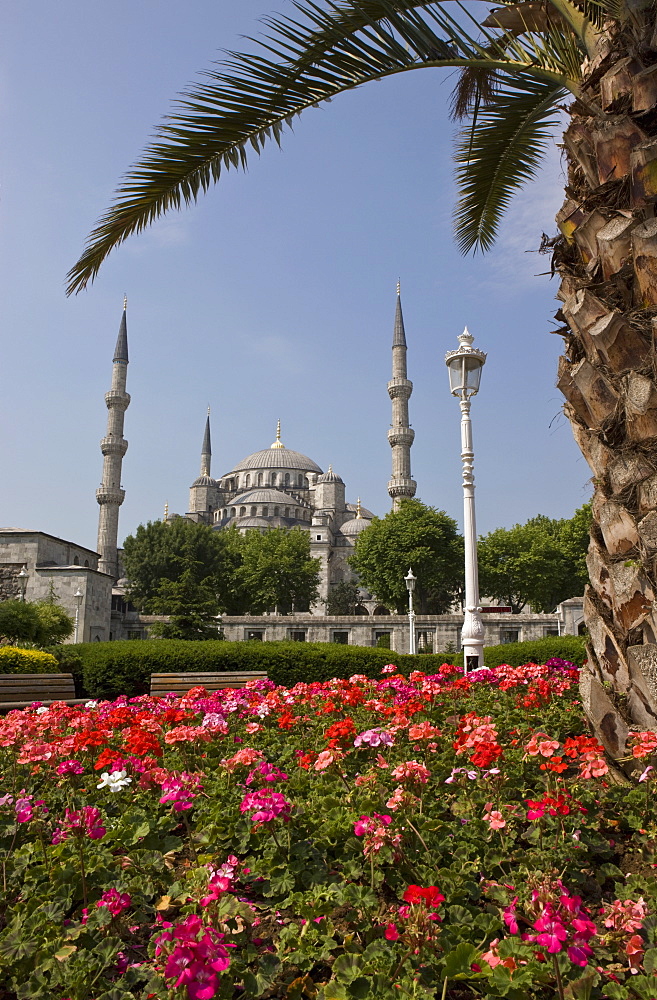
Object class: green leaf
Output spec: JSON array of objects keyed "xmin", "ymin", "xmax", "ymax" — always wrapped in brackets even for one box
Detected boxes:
[
  {"xmin": 643, "ymin": 947, "xmax": 657, "ymax": 974},
  {"xmin": 333, "ymin": 953, "xmax": 365, "ymax": 983},
  {"xmin": 53, "ymin": 944, "xmax": 77, "ymax": 962},
  {"xmin": 442, "ymin": 940, "xmax": 479, "ymax": 977}
]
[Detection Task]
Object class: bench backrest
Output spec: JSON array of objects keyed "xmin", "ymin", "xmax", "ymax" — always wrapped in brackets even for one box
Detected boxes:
[
  {"xmin": 0, "ymin": 673, "xmax": 76, "ymax": 702},
  {"xmin": 150, "ymin": 671, "xmax": 268, "ymax": 696}
]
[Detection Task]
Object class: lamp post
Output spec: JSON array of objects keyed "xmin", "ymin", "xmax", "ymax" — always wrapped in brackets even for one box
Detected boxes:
[
  {"xmin": 17, "ymin": 567, "xmax": 28, "ymax": 602},
  {"xmin": 405, "ymin": 567, "xmax": 416, "ymax": 655},
  {"xmin": 445, "ymin": 328, "xmax": 487, "ymax": 673},
  {"xmin": 74, "ymin": 588, "xmax": 83, "ymax": 644}
]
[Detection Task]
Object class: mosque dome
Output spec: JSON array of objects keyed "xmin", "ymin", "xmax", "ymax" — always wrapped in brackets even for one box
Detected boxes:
[
  {"xmin": 190, "ymin": 474, "xmax": 217, "ymax": 488},
  {"xmin": 234, "ymin": 516, "xmax": 272, "ymax": 529},
  {"xmin": 316, "ymin": 465, "xmax": 343, "ymax": 484},
  {"xmin": 340, "ymin": 516, "xmax": 372, "ymax": 537},
  {"xmin": 229, "ymin": 447, "xmax": 322, "ymax": 474},
  {"xmin": 232, "ymin": 488, "xmax": 299, "ymax": 506}
]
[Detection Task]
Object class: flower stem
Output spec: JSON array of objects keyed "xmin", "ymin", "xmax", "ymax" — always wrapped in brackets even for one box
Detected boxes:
[
  {"xmin": 405, "ymin": 817, "xmax": 430, "ymax": 853},
  {"xmin": 441, "ymin": 977, "xmax": 449, "ymax": 1000},
  {"xmin": 182, "ymin": 812, "xmax": 198, "ymax": 864},
  {"xmin": 78, "ymin": 840, "xmax": 88, "ymax": 909},
  {"xmin": 552, "ymin": 954, "xmax": 565, "ymax": 1000}
]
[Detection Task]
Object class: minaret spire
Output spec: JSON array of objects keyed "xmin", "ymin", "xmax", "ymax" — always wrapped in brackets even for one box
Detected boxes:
[
  {"xmin": 200, "ymin": 408, "xmax": 212, "ymax": 477},
  {"xmin": 387, "ymin": 283, "xmax": 416, "ymax": 510},
  {"xmin": 96, "ymin": 301, "xmax": 131, "ymax": 579}
]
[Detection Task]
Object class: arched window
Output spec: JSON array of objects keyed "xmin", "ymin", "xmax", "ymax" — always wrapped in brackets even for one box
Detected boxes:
[
  {"xmin": 240, "ymin": 506, "xmax": 246, "ymax": 516},
  {"xmin": 73, "ymin": 556, "xmax": 79, "ymax": 565},
  {"xmin": 354, "ymin": 604, "xmax": 369, "ymax": 616},
  {"xmin": 298, "ymin": 474, "xmax": 303, "ymax": 487},
  {"xmin": 245, "ymin": 474, "xmax": 251, "ymax": 488},
  {"xmin": 251, "ymin": 506, "xmax": 257, "ymax": 516},
  {"xmin": 271, "ymin": 473, "xmax": 277, "ymax": 486},
  {"xmin": 84, "ymin": 559, "xmax": 89, "ymax": 568},
  {"xmin": 262, "ymin": 506, "xmax": 269, "ymax": 517},
  {"xmin": 257, "ymin": 473, "xmax": 263, "ymax": 486},
  {"xmin": 373, "ymin": 605, "xmax": 391, "ymax": 616},
  {"xmin": 284, "ymin": 508, "xmax": 289, "ymax": 517},
  {"xmin": 230, "ymin": 507, "xmax": 236, "ymax": 517},
  {"xmin": 274, "ymin": 506, "xmax": 279, "ymax": 516},
  {"xmin": 285, "ymin": 473, "xmax": 290, "ymax": 486}
]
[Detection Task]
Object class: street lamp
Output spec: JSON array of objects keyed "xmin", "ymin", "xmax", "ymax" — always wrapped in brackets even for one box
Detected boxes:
[
  {"xmin": 74, "ymin": 588, "xmax": 83, "ymax": 644},
  {"xmin": 17, "ymin": 567, "xmax": 28, "ymax": 602},
  {"xmin": 445, "ymin": 327, "xmax": 487, "ymax": 673},
  {"xmin": 405, "ymin": 567, "xmax": 416, "ymax": 655}
]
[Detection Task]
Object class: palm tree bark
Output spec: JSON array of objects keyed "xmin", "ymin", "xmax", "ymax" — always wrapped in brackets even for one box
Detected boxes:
[{"xmin": 554, "ymin": 10, "xmax": 657, "ymax": 759}]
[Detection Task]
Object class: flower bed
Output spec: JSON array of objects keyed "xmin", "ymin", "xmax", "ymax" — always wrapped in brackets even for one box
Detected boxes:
[{"xmin": 0, "ymin": 660, "xmax": 656, "ymax": 999}]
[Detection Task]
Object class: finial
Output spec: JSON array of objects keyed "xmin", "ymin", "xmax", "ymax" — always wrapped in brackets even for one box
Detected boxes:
[
  {"xmin": 123, "ymin": 294, "xmax": 127, "ymax": 311},
  {"xmin": 164, "ymin": 502, "xmax": 168, "ymax": 522},
  {"xmin": 328, "ymin": 464, "xmax": 333, "ymax": 474},
  {"xmin": 396, "ymin": 278, "xmax": 401, "ymax": 296},
  {"xmin": 458, "ymin": 326, "xmax": 474, "ymax": 348},
  {"xmin": 270, "ymin": 418, "xmax": 284, "ymax": 449},
  {"xmin": 356, "ymin": 497, "xmax": 362, "ymax": 519},
  {"xmin": 207, "ymin": 404, "xmax": 211, "ymax": 417}
]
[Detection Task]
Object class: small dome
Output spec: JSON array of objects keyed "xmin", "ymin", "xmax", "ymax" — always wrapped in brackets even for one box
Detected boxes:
[
  {"xmin": 236, "ymin": 516, "xmax": 271, "ymax": 528},
  {"xmin": 232, "ymin": 488, "xmax": 299, "ymax": 506},
  {"xmin": 316, "ymin": 465, "xmax": 343, "ymax": 484},
  {"xmin": 340, "ymin": 516, "xmax": 372, "ymax": 537},
  {"xmin": 190, "ymin": 474, "xmax": 217, "ymax": 488}
]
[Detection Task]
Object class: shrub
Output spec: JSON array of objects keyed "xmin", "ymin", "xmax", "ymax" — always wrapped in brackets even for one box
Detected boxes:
[
  {"xmin": 69, "ymin": 639, "xmax": 451, "ymax": 699},
  {"xmin": 0, "ymin": 646, "xmax": 59, "ymax": 674},
  {"xmin": 453, "ymin": 633, "xmax": 587, "ymax": 669},
  {"xmin": 44, "ymin": 645, "xmax": 86, "ymax": 695}
]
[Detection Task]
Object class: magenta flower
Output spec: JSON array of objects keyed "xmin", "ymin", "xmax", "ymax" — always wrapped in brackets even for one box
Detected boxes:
[
  {"xmin": 97, "ymin": 888, "xmax": 131, "ymax": 917},
  {"xmin": 52, "ymin": 806, "xmax": 105, "ymax": 844},
  {"xmin": 354, "ymin": 728, "xmax": 395, "ymax": 748},
  {"xmin": 240, "ymin": 790, "xmax": 291, "ymax": 824},
  {"xmin": 14, "ymin": 791, "xmax": 48, "ymax": 824},
  {"xmin": 56, "ymin": 760, "xmax": 85, "ymax": 776},
  {"xmin": 159, "ymin": 774, "xmax": 203, "ymax": 812},
  {"xmin": 533, "ymin": 912, "xmax": 569, "ymax": 952},
  {"xmin": 155, "ymin": 913, "xmax": 233, "ymax": 1000},
  {"xmin": 245, "ymin": 762, "xmax": 288, "ymax": 786}
]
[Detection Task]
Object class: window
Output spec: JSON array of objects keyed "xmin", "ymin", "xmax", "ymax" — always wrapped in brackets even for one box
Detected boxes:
[
  {"xmin": 73, "ymin": 556, "xmax": 79, "ymax": 565},
  {"xmin": 290, "ymin": 631, "xmax": 306, "ymax": 642},
  {"xmin": 298, "ymin": 474, "xmax": 303, "ymax": 487},
  {"xmin": 284, "ymin": 508, "xmax": 289, "ymax": 517},
  {"xmin": 245, "ymin": 474, "xmax": 251, "ymax": 488},
  {"xmin": 500, "ymin": 628, "xmax": 520, "ymax": 644},
  {"xmin": 374, "ymin": 631, "xmax": 391, "ymax": 649},
  {"xmin": 240, "ymin": 506, "xmax": 246, "ymax": 516},
  {"xmin": 274, "ymin": 506, "xmax": 280, "ymax": 516},
  {"xmin": 271, "ymin": 473, "xmax": 277, "ymax": 486},
  {"xmin": 373, "ymin": 605, "xmax": 390, "ymax": 616},
  {"xmin": 316, "ymin": 534, "xmax": 322, "ymax": 541},
  {"xmin": 417, "ymin": 631, "xmax": 434, "ymax": 653},
  {"xmin": 230, "ymin": 507, "xmax": 236, "ymax": 517},
  {"xmin": 246, "ymin": 630, "xmax": 264, "ymax": 641},
  {"xmin": 332, "ymin": 631, "xmax": 349, "ymax": 644},
  {"xmin": 257, "ymin": 473, "xmax": 263, "ymax": 486},
  {"xmin": 544, "ymin": 625, "xmax": 559, "ymax": 637},
  {"xmin": 127, "ymin": 631, "xmax": 142, "ymax": 640},
  {"xmin": 251, "ymin": 506, "xmax": 257, "ymax": 516},
  {"xmin": 84, "ymin": 560, "xmax": 89, "ymax": 568},
  {"xmin": 285, "ymin": 473, "xmax": 290, "ymax": 486},
  {"xmin": 262, "ymin": 506, "xmax": 269, "ymax": 517}
]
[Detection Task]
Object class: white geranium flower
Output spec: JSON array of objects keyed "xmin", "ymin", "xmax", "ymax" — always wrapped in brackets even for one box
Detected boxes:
[
  {"xmin": 96, "ymin": 769, "xmax": 132, "ymax": 793},
  {"xmin": 35, "ymin": 706, "xmax": 48, "ymax": 715},
  {"xmin": 84, "ymin": 700, "xmax": 98, "ymax": 709}
]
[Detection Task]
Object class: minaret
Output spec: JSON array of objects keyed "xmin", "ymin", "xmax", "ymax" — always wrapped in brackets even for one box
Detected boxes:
[
  {"xmin": 96, "ymin": 298, "xmax": 130, "ymax": 578},
  {"xmin": 387, "ymin": 283, "xmax": 417, "ymax": 510},
  {"xmin": 201, "ymin": 406, "xmax": 212, "ymax": 476}
]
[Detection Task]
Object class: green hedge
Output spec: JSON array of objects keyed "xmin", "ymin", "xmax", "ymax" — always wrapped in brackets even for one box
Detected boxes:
[
  {"xmin": 0, "ymin": 647, "xmax": 59, "ymax": 674},
  {"xmin": 453, "ymin": 634, "xmax": 587, "ymax": 669},
  {"xmin": 55, "ymin": 640, "xmax": 453, "ymax": 699}
]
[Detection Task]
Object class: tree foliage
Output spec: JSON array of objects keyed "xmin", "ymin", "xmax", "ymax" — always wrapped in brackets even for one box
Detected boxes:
[
  {"xmin": 325, "ymin": 581, "xmax": 361, "ymax": 616},
  {"xmin": 0, "ymin": 600, "xmax": 74, "ymax": 647},
  {"xmin": 350, "ymin": 499, "xmax": 464, "ymax": 613},
  {"xmin": 477, "ymin": 503, "xmax": 591, "ymax": 613},
  {"xmin": 122, "ymin": 520, "xmax": 320, "ymax": 620}
]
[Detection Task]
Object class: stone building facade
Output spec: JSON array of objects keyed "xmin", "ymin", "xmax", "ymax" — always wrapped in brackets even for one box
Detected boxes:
[{"xmin": 0, "ymin": 529, "xmax": 113, "ymax": 642}]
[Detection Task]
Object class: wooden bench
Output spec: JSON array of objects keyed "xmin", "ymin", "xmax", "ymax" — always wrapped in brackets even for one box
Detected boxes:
[
  {"xmin": 0, "ymin": 673, "xmax": 89, "ymax": 712},
  {"xmin": 150, "ymin": 671, "xmax": 268, "ymax": 697}
]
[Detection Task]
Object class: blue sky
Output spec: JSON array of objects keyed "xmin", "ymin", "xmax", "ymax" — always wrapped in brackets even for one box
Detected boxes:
[{"xmin": 0, "ymin": 1, "xmax": 591, "ymax": 552}]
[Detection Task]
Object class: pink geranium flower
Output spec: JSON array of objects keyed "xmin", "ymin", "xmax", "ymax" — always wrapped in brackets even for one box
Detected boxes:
[
  {"xmin": 97, "ymin": 888, "xmax": 131, "ymax": 917},
  {"xmin": 240, "ymin": 790, "xmax": 291, "ymax": 824}
]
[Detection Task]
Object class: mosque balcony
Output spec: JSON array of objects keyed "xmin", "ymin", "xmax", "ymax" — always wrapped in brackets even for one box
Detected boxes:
[
  {"xmin": 387, "ymin": 427, "xmax": 415, "ymax": 447},
  {"xmin": 100, "ymin": 436, "xmax": 128, "ymax": 457},
  {"xmin": 105, "ymin": 390, "xmax": 131, "ymax": 410},
  {"xmin": 96, "ymin": 485, "xmax": 126, "ymax": 505},
  {"xmin": 387, "ymin": 478, "xmax": 417, "ymax": 497},
  {"xmin": 387, "ymin": 378, "xmax": 413, "ymax": 400}
]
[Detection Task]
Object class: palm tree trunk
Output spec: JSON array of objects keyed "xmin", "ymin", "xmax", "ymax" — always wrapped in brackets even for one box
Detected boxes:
[{"xmin": 555, "ymin": 14, "xmax": 657, "ymax": 758}]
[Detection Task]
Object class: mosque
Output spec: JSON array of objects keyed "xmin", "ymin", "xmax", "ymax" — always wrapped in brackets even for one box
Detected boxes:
[{"xmin": 0, "ymin": 292, "xmax": 581, "ymax": 650}]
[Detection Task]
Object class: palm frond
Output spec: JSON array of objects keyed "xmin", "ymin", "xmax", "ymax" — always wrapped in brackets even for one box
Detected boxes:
[
  {"xmin": 67, "ymin": 0, "xmax": 582, "ymax": 293},
  {"xmin": 453, "ymin": 73, "xmax": 566, "ymax": 253}
]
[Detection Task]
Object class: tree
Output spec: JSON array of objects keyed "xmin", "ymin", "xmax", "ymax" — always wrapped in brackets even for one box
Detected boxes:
[
  {"xmin": 325, "ymin": 581, "xmax": 361, "ymax": 616},
  {"xmin": 122, "ymin": 519, "xmax": 228, "ymax": 612},
  {"xmin": 350, "ymin": 499, "xmax": 463, "ymax": 613},
  {"xmin": 478, "ymin": 504, "xmax": 592, "ymax": 613},
  {"xmin": 0, "ymin": 599, "xmax": 74, "ymax": 646},
  {"xmin": 238, "ymin": 528, "xmax": 320, "ymax": 614},
  {"xmin": 67, "ymin": 1, "xmax": 657, "ymax": 740}
]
